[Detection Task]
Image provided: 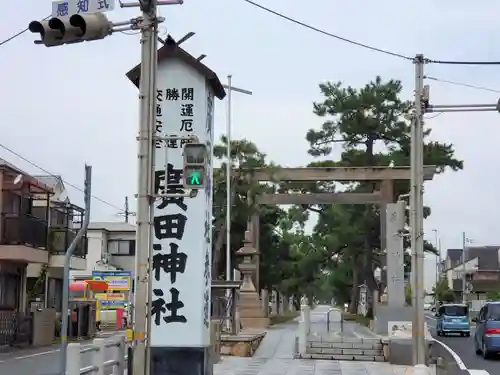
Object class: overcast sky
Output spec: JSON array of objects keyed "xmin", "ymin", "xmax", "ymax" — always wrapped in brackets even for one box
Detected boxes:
[{"xmin": 2, "ymin": 0, "xmax": 500, "ymax": 290}]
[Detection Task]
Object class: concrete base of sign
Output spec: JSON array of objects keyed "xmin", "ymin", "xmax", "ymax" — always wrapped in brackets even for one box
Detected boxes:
[
  {"xmin": 150, "ymin": 346, "xmax": 213, "ymax": 375},
  {"xmin": 388, "ymin": 338, "xmax": 433, "ymax": 366}
]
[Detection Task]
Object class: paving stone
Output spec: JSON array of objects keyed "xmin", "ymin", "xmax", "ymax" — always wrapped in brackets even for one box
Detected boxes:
[{"xmin": 213, "ymin": 306, "xmax": 413, "ymax": 375}]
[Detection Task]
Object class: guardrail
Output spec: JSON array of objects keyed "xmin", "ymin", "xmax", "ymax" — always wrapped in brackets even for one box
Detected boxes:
[
  {"xmin": 66, "ymin": 335, "xmax": 127, "ymax": 375},
  {"xmin": 326, "ymin": 307, "xmax": 343, "ymax": 332}
]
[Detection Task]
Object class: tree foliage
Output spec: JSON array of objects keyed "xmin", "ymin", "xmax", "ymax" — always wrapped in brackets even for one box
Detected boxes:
[{"xmin": 301, "ymin": 76, "xmax": 463, "ymax": 311}]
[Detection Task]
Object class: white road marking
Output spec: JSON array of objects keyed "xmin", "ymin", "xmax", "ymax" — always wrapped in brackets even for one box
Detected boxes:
[
  {"xmin": 468, "ymin": 371, "xmax": 490, "ymax": 375},
  {"xmin": 431, "ymin": 338, "xmax": 467, "ymax": 370},
  {"xmin": 15, "ymin": 349, "xmax": 58, "ymax": 360}
]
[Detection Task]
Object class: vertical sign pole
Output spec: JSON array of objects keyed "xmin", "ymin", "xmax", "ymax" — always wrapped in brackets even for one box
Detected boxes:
[
  {"xmin": 133, "ymin": 0, "xmax": 158, "ymax": 374},
  {"xmin": 411, "ymin": 53, "xmax": 426, "ymax": 366},
  {"xmin": 225, "ymin": 75, "xmax": 233, "ymax": 330},
  {"xmin": 462, "ymin": 231, "xmax": 466, "ymax": 304}
]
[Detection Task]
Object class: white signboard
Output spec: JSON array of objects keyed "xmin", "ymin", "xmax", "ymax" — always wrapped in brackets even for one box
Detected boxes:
[
  {"xmin": 52, "ymin": 0, "xmax": 115, "ymax": 18},
  {"xmin": 150, "ymin": 58, "xmax": 214, "ymax": 347}
]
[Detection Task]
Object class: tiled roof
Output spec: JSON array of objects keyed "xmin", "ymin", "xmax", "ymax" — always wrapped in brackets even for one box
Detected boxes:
[{"xmin": 446, "ymin": 246, "xmax": 500, "ymax": 270}]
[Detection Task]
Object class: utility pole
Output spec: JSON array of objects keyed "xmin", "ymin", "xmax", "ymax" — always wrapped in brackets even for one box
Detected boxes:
[
  {"xmin": 60, "ymin": 165, "xmax": 92, "ymax": 375},
  {"xmin": 132, "ymin": 1, "xmax": 158, "ymax": 374},
  {"xmin": 225, "ymin": 75, "xmax": 232, "ymax": 284},
  {"xmin": 221, "ymin": 77, "xmax": 252, "ymax": 329},
  {"xmin": 461, "ymin": 232, "xmax": 474, "ymax": 304},
  {"xmin": 125, "ymin": 196, "xmax": 130, "ymax": 222},
  {"xmin": 221, "ymin": 76, "xmax": 252, "ymax": 285},
  {"xmin": 432, "ymin": 229, "xmax": 439, "ymax": 286},
  {"xmin": 411, "ymin": 53, "xmax": 426, "ymax": 366}
]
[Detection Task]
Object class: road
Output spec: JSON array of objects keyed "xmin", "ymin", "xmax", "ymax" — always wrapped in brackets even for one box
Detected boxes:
[
  {"xmin": 425, "ymin": 311, "xmax": 500, "ymax": 375},
  {"xmin": 0, "ymin": 336, "xmax": 121, "ymax": 375}
]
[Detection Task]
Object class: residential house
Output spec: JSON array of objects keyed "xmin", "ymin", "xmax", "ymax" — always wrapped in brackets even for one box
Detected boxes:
[
  {"xmin": 0, "ymin": 159, "xmax": 53, "ymax": 312},
  {"xmin": 444, "ymin": 246, "xmax": 500, "ymax": 302},
  {"xmin": 26, "ymin": 175, "xmax": 88, "ymax": 311},
  {"xmin": 70, "ymin": 222, "xmax": 136, "ymax": 299}
]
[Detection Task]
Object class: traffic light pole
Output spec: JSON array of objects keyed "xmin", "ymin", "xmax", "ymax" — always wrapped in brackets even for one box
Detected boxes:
[{"xmin": 132, "ymin": 1, "xmax": 158, "ymax": 375}]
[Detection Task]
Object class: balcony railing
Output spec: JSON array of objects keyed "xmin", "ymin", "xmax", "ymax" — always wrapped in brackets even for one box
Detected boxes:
[
  {"xmin": 0, "ymin": 214, "xmax": 48, "ymax": 249},
  {"xmin": 48, "ymin": 227, "xmax": 87, "ymax": 258}
]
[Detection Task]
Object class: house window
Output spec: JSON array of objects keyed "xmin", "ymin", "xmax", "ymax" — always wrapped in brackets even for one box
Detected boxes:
[{"xmin": 108, "ymin": 240, "xmax": 136, "ymax": 256}]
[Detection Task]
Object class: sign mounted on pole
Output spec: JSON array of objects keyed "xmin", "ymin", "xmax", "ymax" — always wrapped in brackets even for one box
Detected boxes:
[
  {"xmin": 52, "ymin": 0, "xmax": 115, "ymax": 17},
  {"xmin": 92, "ymin": 270, "xmax": 131, "ymax": 291},
  {"xmin": 150, "ymin": 59, "xmax": 213, "ymax": 348}
]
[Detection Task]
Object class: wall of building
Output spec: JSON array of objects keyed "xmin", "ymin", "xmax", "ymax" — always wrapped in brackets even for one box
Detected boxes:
[{"xmin": 70, "ymin": 228, "xmax": 135, "ymax": 280}]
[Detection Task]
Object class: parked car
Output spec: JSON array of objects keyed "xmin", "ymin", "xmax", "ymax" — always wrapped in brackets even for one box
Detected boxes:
[
  {"xmin": 424, "ymin": 303, "xmax": 432, "ymax": 310},
  {"xmin": 473, "ymin": 301, "xmax": 500, "ymax": 359},
  {"xmin": 436, "ymin": 303, "xmax": 470, "ymax": 337}
]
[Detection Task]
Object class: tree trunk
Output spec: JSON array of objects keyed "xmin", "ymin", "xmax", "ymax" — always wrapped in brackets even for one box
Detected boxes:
[
  {"xmin": 212, "ymin": 217, "xmax": 227, "ymax": 278},
  {"xmin": 348, "ymin": 266, "xmax": 359, "ymax": 313}
]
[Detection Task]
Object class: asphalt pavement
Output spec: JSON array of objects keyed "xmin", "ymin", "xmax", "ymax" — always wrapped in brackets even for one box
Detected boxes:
[
  {"xmin": 0, "ymin": 335, "xmax": 121, "ymax": 375},
  {"xmin": 425, "ymin": 311, "xmax": 500, "ymax": 375}
]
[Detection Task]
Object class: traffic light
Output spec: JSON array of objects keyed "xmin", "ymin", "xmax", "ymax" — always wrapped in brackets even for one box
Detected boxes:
[
  {"xmin": 29, "ymin": 13, "xmax": 112, "ymax": 47},
  {"xmin": 183, "ymin": 143, "xmax": 208, "ymax": 189}
]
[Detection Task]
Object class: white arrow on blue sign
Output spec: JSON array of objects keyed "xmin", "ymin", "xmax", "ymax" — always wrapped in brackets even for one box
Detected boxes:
[{"xmin": 52, "ymin": 0, "xmax": 115, "ymax": 18}]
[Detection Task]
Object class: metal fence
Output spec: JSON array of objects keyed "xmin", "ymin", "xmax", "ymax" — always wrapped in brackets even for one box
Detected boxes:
[
  {"xmin": 67, "ymin": 335, "xmax": 126, "ymax": 375},
  {"xmin": 0, "ymin": 311, "xmax": 32, "ymax": 348}
]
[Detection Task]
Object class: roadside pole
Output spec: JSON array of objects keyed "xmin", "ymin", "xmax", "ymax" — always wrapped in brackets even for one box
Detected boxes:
[
  {"xmin": 60, "ymin": 165, "xmax": 92, "ymax": 375},
  {"xmin": 462, "ymin": 231, "xmax": 467, "ymax": 304},
  {"xmin": 221, "ymin": 76, "xmax": 252, "ymax": 329},
  {"xmin": 132, "ymin": 1, "xmax": 158, "ymax": 374},
  {"xmin": 411, "ymin": 54, "xmax": 426, "ymax": 366}
]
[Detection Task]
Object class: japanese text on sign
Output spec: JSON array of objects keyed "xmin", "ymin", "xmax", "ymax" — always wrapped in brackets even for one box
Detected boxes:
[
  {"xmin": 52, "ymin": 0, "xmax": 115, "ymax": 17},
  {"xmin": 151, "ymin": 85, "xmax": 198, "ymax": 328}
]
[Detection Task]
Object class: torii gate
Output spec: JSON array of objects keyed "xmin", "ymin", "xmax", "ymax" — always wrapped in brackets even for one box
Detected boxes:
[{"xmin": 237, "ymin": 166, "xmax": 437, "ymax": 297}]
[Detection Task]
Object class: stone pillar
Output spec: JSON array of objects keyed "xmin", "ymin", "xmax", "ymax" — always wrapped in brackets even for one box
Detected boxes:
[
  {"xmin": 261, "ymin": 289, "xmax": 269, "ymax": 317},
  {"xmin": 298, "ymin": 304, "xmax": 310, "ymax": 354},
  {"xmin": 271, "ymin": 290, "xmax": 278, "ymax": 315},
  {"xmin": 386, "ymin": 202, "xmax": 405, "ymax": 307},
  {"xmin": 379, "ymin": 179, "xmax": 394, "ymax": 254}
]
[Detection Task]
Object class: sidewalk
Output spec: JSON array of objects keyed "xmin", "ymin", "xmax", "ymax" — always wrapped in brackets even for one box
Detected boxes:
[{"xmin": 214, "ymin": 319, "xmax": 414, "ymax": 375}]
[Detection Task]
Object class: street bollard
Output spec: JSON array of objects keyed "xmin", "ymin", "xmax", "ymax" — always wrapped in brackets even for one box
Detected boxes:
[
  {"xmin": 114, "ymin": 336, "xmax": 126, "ymax": 375},
  {"xmin": 93, "ymin": 338, "xmax": 106, "ymax": 375},
  {"xmin": 67, "ymin": 342, "xmax": 81, "ymax": 375}
]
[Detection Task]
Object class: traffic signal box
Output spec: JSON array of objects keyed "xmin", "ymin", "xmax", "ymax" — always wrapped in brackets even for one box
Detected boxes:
[
  {"xmin": 29, "ymin": 13, "xmax": 112, "ymax": 47},
  {"xmin": 182, "ymin": 143, "xmax": 208, "ymax": 189}
]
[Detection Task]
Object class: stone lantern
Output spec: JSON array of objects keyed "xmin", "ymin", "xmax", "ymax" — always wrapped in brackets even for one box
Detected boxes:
[
  {"xmin": 235, "ymin": 231, "xmax": 269, "ymax": 329},
  {"xmin": 236, "ymin": 231, "xmax": 258, "ymax": 292}
]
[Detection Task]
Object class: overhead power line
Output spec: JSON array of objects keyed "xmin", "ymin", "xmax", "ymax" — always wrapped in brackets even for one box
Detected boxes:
[
  {"xmin": 425, "ymin": 76, "xmax": 500, "ymax": 94},
  {"xmin": 0, "ymin": 142, "xmax": 124, "ymax": 212},
  {"xmin": 425, "ymin": 59, "xmax": 500, "ymax": 66},
  {"xmin": 243, "ymin": 0, "xmax": 500, "ymax": 66},
  {"xmin": 242, "ymin": 0, "xmax": 413, "ymax": 61},
  {"xmin": 0, "ymin": 15, "xmax": 51, "ymax": 47}
]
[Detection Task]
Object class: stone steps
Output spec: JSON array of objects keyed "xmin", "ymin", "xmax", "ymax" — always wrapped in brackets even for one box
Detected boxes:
[{"xmin": 296, "ymin": 337, "xmax": 385, "ymax": 362}]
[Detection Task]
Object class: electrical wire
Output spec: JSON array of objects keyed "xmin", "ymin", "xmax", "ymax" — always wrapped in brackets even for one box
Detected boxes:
[
  {"xmin": 425, "ymin": 76, "xmax": 500, "ymax": 94},
  {"xmin": 0, "ymin": 142, "xmax": 124, "ymax": 212},
  {"xmin": 424, "ymin": 113, "xmax": 443, "ymax": 120},
  {"xmin": 243, "ymin": 0, "xmax": 500, "ymax": 66},
  {"xmin": 425, "ymin": 58, "xmax": 500, "ymax": 66},
  {"xmin": 242, "ymin": 0, "xmax": 413, "ymax": 61},
  {"xmin": 0, "ymin": 15, "xmax": 51, "ymax": 47}
]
